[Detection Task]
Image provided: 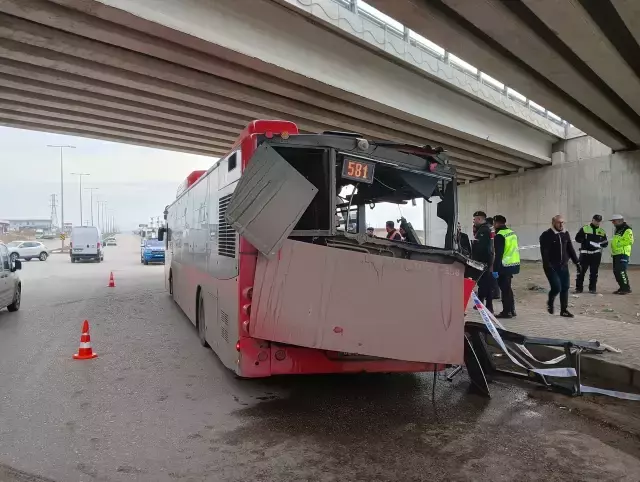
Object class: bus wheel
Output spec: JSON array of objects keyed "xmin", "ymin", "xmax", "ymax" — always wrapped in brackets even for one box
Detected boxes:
[{"xmin": 197, "ymin": 292, "xmax": 210, "ymax": 348}]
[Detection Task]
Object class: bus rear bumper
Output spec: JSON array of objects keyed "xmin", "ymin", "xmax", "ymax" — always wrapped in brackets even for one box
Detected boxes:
[{"xmin": 237, "ymin": 340, "xmax": 443, "ymax": 377}]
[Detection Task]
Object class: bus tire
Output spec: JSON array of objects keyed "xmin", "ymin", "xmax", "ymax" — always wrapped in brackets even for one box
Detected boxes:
[{"xmin": 197, "ymin": 290, "xmax": 210, "ymax": 348}]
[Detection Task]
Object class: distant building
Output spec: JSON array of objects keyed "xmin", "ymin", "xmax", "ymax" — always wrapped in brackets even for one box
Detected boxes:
[
  {"xmin": 0, "ymin": 220, "xmax": 9, "ymax": 234},
  {"xmin": 8, "ymin": 219, "xmax": 52, "ymax": 231}
]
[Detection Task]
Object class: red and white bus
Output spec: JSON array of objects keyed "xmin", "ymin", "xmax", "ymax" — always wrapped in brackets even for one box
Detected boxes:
[{"xmin": 161, "ymin": 120, "xmax": 479, "ymax": 378}]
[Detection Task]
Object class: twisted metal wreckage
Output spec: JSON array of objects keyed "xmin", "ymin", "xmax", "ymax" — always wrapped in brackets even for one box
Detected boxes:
[{"xmin": 457, "ymin": 289, "xmax": 640, "ymax": 401}]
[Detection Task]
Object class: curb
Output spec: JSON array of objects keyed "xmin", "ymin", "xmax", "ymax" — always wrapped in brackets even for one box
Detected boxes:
[{"xmin": 527, "ymin": 344, "xmax": 640, "ymax": 391}]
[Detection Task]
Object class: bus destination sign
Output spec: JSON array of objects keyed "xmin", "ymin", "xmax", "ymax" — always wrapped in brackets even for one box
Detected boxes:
[{"xmin": 341, "ymin": 158, "xmax": 375, "ymax": 184}]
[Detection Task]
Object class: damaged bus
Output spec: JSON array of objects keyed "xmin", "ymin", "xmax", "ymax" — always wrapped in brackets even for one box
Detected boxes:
[{"xmin": 159, "ymin": 120, "xmax": 482, "ymax": 378}]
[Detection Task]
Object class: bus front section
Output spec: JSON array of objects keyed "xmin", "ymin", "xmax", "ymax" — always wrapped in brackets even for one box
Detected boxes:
[{"xmin": 226, "ymin": 131, "xmax": 482, "ymax": 377}]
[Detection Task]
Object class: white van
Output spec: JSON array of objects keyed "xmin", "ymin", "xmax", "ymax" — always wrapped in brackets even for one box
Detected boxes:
[{"xmin": 70, "ymin": 226, "xmax": 104, "ymax": 263}]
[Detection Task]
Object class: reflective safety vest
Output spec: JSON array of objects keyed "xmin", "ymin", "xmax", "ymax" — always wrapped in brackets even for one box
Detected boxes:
[
  {"xmin": 611, "ymin": 226, "xmax": 634, "ymax": 256},
  {"xmin": 580, "ymin": 224, "xmax": 607, "ymax": 254},
  {"xmin": 499, "ymin": 228, "xmax": 521, "ymax": 267}
]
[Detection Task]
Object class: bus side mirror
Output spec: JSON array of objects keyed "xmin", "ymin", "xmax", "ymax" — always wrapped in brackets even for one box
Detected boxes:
[{"xmin": 158, "ymin": 227, "xmax": 165, "ymax": 242}]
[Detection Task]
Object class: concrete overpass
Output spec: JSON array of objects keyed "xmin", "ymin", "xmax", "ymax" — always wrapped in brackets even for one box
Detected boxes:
[
  {"xmin": 367, "ymin": 0, "xmax": 640, "ymax": 152},
  {"xmin": 0, "ymin": 0, "xmax": 560, "ymax": 182}
]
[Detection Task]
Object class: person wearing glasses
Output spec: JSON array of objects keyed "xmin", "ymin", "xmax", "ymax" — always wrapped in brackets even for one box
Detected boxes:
[{"xmin": 539, "ymin": 215, "xmax": 581, "ymax": 317}]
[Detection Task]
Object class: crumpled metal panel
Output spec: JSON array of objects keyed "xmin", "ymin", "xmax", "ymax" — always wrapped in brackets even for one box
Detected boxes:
[
  {"xmin": 250, "ymin": 239, "xmax": 465, "ymax": 364},
  {"xmin": 225, "ymin": 144, "xmax": 318, "ymax": 259}
]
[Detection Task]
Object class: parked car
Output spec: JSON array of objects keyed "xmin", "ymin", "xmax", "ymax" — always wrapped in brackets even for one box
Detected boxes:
[
  {"xmin": 0, "ymin": 242, "xmax": 22, "ymax": 312},
  {"xmin": 6, "ymin": 241, "xmax": 50, "ymax": 262},
  {"xmin": 141, "ymin": 238, "xmax": 165, "ymax": 265},
  {"xmin": 70, "ymin": 226, "xmax": 104, "ymax": 263},
  {"xmin": 105, "ymin": 238, "xmax": 117, "ymax": 246}
]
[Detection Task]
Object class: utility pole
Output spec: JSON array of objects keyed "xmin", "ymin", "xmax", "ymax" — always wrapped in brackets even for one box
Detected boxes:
[
  {"xmin": 85, "ymin": 188, "xmax": 99, "ymax": 225},
  {"xmin": 47, "ymin": 145, "xmax": 75, "ymax": 248},
  {"xmin": 70, "ymin": 173, "xmax": 90, "ymax": 226},
  {"xmin": 49, "ymin": 194, "xmax": 59, "ymax": 233}
]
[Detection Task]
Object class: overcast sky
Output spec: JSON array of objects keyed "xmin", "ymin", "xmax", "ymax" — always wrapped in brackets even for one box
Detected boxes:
[
  {"xmin": 1, "ymin": 127, "xmax": 214, "ymax": 230},
  {"xmin": 1, "ymin": 126, "xmax": 446, "ymax": 243}
]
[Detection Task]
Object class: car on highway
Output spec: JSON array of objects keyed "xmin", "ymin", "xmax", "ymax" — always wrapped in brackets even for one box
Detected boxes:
[
  {"xmin": 105, "ymin": 238, "xmax": 117, "ymax": 246},
  {"xmin": 70, "ymin": 226, "xmax": 104, "ymax": 263},
  {"xmin": 6, "ymin": 240, "xmax": 50, "ymax": 262},
  {"xmin": 0, "ymin": 242, "xmax": 22, "ymax": 312},
  {"xmin": 141, "ymin": 238, "xmax": 165, "ymax": 265}
]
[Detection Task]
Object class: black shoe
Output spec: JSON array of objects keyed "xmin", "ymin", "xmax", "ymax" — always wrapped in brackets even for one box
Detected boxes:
[
  {"xmin": 495, "ymin": 312, "xmax": 512, "ymax": 319},
  {"xmin": 613, "ymin": 289, "xmax": 622, "ymax": 294},
  {"xmin": 615, "ymin": 290, "xmax": 632, "ymax": 295},
  {"xmin": 547, "ymin": 303, "xmax": 554, "ymax": 315},
  {"xmin": 560, "ymin": 310, "xmax": 574, "ymax": 318},
  {"xmin": 510, "ymin": 311, "xmax": 517, "ymax": 318},
  {"xmin": 574, "ymin": 288, "xmax": 583, "ymax": 294},
  {"xmin": 589, "ymin": 289, "xmax": 597, "ymax": 294}
]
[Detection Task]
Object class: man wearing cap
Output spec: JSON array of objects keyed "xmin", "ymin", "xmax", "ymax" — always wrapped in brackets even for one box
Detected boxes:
[
  {"xmin": 493, "ymin": 215, "xmax": 520, "ymax": 318},
  {"xmin": 574, "ymin": 214, "xmax": 608, "ymax": 294},
  {"xmin": 472, "ymin": 211, "xmax": 495, "ymax": 313},
  {"xmin": 610, "ymin": 214, "xmax": 634, "ymax": 294}
]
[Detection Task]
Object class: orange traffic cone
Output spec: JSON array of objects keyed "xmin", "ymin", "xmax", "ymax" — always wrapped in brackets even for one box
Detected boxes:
[
  {"xmin": 73, "ymin": 320, "xmax": 98, "ymax": 360},
  {"xmin": 108, "ymin": 272, "xmax": 115, "ymax": 288}
]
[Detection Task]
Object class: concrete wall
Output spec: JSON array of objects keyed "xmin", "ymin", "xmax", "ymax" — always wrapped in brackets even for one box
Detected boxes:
[{"xmin": 458, "ymin": 150, "xmax": 640, "ymax": 264}]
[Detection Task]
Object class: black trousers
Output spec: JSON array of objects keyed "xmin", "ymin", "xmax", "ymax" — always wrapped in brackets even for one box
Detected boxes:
[
  {"xmin": 545, "ymin": 265, "xmax": 570, "ymax": 312},
  {"xmin": 497, "ymin": 273, "xmax": 515, "ymax": 314},
  {"xmin": 576, "ymin": 252, "xmax": 602, "ymax": 291},
  {"xmin": 477, "ymin": 271, "xmax": 494, "ymax": 313},
  {"xmin": 613, "ymin": 254, "xmax": 631, "ymax": 291}
]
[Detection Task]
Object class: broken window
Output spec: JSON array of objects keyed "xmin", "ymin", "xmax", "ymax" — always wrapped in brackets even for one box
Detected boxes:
[{"xmin": 225, "ymin": 135, "xmax": 458, "ymax": 259}]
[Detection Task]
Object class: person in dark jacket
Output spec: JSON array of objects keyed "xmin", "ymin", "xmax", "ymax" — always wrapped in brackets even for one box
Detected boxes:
[
  {"xmin": 456, "ymin": 222, "xmax": 472, "ymax": 256},
  {"xmin": 493, "ymin": 215, "xmax": 520, "ymax": 318},
  {"xmin": 472, "ymin": 211, "xmax": 495, "ymax": 313},
  {"xmin": 486, "ymin": 216, "xmax": 501, "ymax": 301},
  {"xmin": 385, "ymin": 221, "xmax": 402, "ymax": 241},
  {"xmin": 539, "ymin": 215, "xmax": 581, "ymax": 317},
  {"xmin": 574, "ymin": 214, "xmax": 608, "ymax": 293}
]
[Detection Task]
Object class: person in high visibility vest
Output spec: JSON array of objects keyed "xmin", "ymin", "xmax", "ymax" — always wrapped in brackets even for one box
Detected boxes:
[
  {"xmin": 610, "ymin": 214, "xmax": 634, "ymax": 294},
  {"xmin": 574, "ymin": 214, "xmax": 608, "ymax": 294},
  {"xmin": 493, "ymin": 215, "xmax": 520, "ymax": 319}
]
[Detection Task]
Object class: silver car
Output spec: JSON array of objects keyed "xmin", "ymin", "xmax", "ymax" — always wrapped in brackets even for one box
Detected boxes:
[
  {"xmin": 6, "ymin": 240, "xmax": 50, "ymax": 262},
  {"xmin": 0, "ymin": 242, "xmax": 22, "ymax": 312}
]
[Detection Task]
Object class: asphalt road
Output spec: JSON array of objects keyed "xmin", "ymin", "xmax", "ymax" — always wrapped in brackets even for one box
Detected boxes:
[{"xmin": 1, "ymin": 235, "xmax": 640, "ymax": 482}]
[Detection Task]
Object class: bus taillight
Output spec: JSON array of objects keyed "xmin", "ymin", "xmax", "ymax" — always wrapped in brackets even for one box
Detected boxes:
[{"xmin": 242, "ymin": 286, "xmax": 253, "ymax": 300}]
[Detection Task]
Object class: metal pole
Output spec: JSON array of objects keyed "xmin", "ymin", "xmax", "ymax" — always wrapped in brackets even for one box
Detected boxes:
[
  {"xmin": 71, "ymin": 173, "xmax": 90, "ymax": 226},
  {"xmin": 423, "ymin": 199, "xmax": 428, "ymax": 245},
  {"xmin": 79, "ymin": 176, "xmax": 83, "ymax": 225},
  {"xmin": 48, "ymin": 145, "xmax": 75, "ymax": 248},
  {"xmin": 85, "ymin": 188, "xmax": 98, "ymax": 225}
]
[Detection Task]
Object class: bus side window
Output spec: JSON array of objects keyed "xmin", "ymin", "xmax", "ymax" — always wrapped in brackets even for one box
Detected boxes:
[{"xmin": 228, "ymin": 152, "xmax": 237, "ymax": 172}]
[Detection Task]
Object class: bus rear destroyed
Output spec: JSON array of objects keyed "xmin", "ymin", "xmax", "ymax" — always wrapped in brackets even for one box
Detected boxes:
[{"xmin": 161, "ymin": 120, "xmax": 482, "ymax": 378}]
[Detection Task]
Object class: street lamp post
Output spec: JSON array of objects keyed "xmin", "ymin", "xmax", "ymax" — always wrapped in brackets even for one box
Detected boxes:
[
  {"xmin": 70, "ymin": 173, "xmax": 90, "ymax": 226},
  {"xmin": 85, "ymin": 188, "xmax": 99, "ymax": 225},
  {"xmin": 47, "ymin": 145, "xmax": 75, "ymax": 248}
]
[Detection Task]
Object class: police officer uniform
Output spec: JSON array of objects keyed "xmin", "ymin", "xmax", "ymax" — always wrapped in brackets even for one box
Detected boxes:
[
  {"xmin": 574, "ymin": 215, "xmax": 608, "ymax": 293},
  {"xmin": 493, "ymin": 216, "xmax": 520, "ymax": 318},
  {"xmin": 610, "ymin": 214, "xmax": 634, "ymax": 294},
  {"xmin": 471, "ymin": 211, "xmax": 494, "ymax": 313}
]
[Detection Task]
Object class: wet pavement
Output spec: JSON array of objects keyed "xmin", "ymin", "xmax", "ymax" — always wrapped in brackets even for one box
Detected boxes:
[{"xmin": 1, "ymin": 235, "xmax": 640, "ymax": 481}]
